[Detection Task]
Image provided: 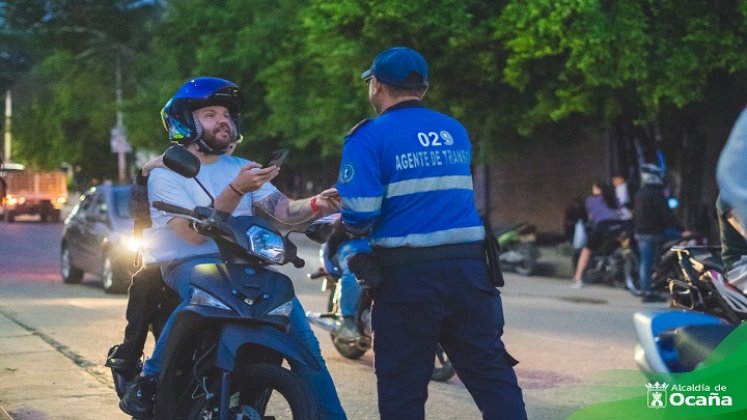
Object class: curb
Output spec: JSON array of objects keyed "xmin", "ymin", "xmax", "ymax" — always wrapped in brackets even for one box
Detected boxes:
[{"xmin": 0, "ymin": 405, "xmax": 12, "ymax": 420}]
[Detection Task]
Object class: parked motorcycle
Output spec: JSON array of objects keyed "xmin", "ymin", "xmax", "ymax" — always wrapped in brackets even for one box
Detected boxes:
[
  {"xmin": 496, "ymin": 223, "xmax": 540, "ymax": 276},
  {"xmin": 582, "ymin": 220, "xmax": 639, "ymax": 292},
  {"xmin": 303, "ymin": 215, "xmax": 457, "ymax": 382},
  {"xmin": 627, "ymin": 232, "xmax": 708, "ymax": 297},
  {"xmin": 634, "ymin": 244, "xmax": 744, "ymax": 373},
  {"xmin": 122, "ymin": 146, "xmax": 318, "ymax": 419}
]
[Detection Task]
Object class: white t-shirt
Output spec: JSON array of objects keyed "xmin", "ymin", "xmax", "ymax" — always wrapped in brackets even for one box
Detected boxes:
[{"xmin": 142, "ymin": 154, "xmax": 279, "ymax": 264}]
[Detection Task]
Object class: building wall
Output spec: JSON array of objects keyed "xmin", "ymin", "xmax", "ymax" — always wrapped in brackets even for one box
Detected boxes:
[
  {"xmin": 479, "ymin": 115, "xmax": 733, "ymax": 240},
  {"xmin": 481, "ymin": 134, "xmax": 609, "ymax": 235}
]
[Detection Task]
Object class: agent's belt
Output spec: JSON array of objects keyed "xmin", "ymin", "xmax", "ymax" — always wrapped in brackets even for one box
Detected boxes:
[{"xmin": 374, "ymin": 242, "xmax": 485, "ymax": 269}]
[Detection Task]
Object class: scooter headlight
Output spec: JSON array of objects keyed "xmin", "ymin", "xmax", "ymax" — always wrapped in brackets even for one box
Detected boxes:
[
  {"xmin": 246, "ymin": 225, "xmax": 285, "ymax": 263},
  {"xmin": 191, "ymin": 288, "xmax": 231, "ymax": 311},
  {"xmin": 120, "ymin": 235, "xmax": 141, "ymax": 252},
  {"xmin": 267, "ymin": 300, "xmax": 294, "ymax": 317}
]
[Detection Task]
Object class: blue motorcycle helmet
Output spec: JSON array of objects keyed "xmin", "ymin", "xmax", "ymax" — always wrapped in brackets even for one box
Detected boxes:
[
  {"xmin": 161, "ymin": 77, "xmax": 243, "ymax": 154},
  {"xmin": 640, "ymin": 163, "xmax": 666, "ymax": 186}
]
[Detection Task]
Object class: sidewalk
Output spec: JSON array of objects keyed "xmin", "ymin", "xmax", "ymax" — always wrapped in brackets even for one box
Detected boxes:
[{"xmin": 0, "ymin": 309, "xmax": 124, "ymax": 420}]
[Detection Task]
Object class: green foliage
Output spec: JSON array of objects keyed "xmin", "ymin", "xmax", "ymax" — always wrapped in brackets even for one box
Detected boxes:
[
  {"xmin": 495, "ymin": 0, "xmax": 747, "ymax": 130},
  {"xmin": 5, "ymin": 0, "xmax": 747, "ymax": 184}
]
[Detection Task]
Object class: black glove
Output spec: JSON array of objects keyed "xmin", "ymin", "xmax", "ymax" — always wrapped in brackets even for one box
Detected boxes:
[
  {"xmin": 327, "ymin": 224, "xmax": 353, "ymax": 260},
  {"xmin": 348, "ymin": 253, "xmax": 386, "ymax": 291}
]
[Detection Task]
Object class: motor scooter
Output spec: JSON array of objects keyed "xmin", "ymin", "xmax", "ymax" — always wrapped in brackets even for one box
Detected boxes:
[
  {"xmin": 126, "ymin": 146, "xmax": 319, "ymax": 419},
  {"xmin": 582, "ymin": 220, "xmax": 639, "ymax": 292},
  {"xmin": 303, "ymin": 215, "xmax": 457, "ymax": 382}
]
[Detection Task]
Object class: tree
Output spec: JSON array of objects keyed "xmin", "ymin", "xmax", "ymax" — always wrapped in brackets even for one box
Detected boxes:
[
  {"xmin": 3, "ymin": 0, "xmax": 162, "ymax": 183},
  {"xmin": 494, "ymin": 0, "xmax": 747, "ymax": 224}
]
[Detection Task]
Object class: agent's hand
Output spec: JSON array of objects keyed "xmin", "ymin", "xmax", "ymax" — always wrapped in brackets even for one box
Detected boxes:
[
  {"xmin": 233, "ymin": 163, "xmax": 279, "ymax": 193},
  {"xmin": 315, "ymin": 188, "xmax": 341, "ymax": 211}
]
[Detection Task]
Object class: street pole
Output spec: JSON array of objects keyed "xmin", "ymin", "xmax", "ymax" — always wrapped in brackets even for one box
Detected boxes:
[
  {"xmin": 115, "ymin": 57, "xmax": 125, "ymax": 183},
  {"xmin": 112, "ymin": 55, "xmax": 131, "ymax": 183},
  {"xmin": 4, "ymin": 90, "xmax": 11, "ymax": 162}
]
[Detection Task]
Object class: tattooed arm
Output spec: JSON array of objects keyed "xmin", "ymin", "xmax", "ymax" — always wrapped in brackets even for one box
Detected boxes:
[{"xmin": 254, "ymin": 189, "xmax": 341, "ymax": 225}]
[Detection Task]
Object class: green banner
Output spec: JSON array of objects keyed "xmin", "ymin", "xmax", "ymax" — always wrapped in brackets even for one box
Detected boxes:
[{"xmin": 570, "ymin": 323, "xmax": 747, "ymax": 419}]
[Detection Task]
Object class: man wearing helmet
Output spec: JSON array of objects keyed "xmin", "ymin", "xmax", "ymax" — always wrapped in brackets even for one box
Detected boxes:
[
  {"xmin": 634, "ymin": 163, "xmax": 683, "ymax": 303},
  {"xmin": 119, "ymin": 77, "xmax": 346, "ymax": 419}
]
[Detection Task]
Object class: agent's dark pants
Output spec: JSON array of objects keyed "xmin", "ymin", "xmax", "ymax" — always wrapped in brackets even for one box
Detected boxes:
[
  {"xmin": 371, "ymin": 258, "xmax": 526, "ymax": 420},
  {"xmin": 112, "ymin": 264, "xmax": 180, "ymax": 362}
]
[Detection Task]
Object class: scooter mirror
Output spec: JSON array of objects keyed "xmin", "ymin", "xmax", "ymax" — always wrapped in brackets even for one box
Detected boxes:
[{"xmin": 163, "ymin": 145, "xmax": 200, "ymax": 178}]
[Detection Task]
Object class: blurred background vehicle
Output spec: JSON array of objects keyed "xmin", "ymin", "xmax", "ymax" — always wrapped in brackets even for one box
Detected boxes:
[
  {"xmin": 60, "ymin": 184, "xmax": 136, "ymax": 294},
  {"xmin": 497, "ymin": 223, "xmax": 540, "ymax": 276},
  {"xmin": 0, "ymin": 169, "xmax": 67, "ymax": 223}
]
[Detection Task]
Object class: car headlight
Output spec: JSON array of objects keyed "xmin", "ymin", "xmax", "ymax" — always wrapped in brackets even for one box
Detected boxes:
[
  {"xmin": 267, "ymin": 300, "xmax": 294, "ymax": 317},
  {"xmin": 246, "ymin": 225, "xmax": 285, "ymax": 263},
  {"xmin": 191, "ymin": 288, "xmax": 231, "ymax": 310}
]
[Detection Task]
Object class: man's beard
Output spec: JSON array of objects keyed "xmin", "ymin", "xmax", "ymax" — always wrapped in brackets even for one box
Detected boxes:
[{"xmin": 203, "ymin": 124, "xmax": 234, "ymax": 150}]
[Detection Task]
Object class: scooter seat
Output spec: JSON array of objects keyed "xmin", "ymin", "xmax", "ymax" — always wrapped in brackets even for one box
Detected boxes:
[{"xmin": 673, "ymin": 324, "xmax": 735, "ymax": 371}]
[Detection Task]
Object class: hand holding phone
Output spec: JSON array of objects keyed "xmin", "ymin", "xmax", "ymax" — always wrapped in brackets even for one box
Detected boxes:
[
  {"xmin": 265, "ymin": 148, "xmax": 289, "ymax": 168},
  {"xmin": 320, "ymin": 188, "xmax": 340, "ymax": 199}
]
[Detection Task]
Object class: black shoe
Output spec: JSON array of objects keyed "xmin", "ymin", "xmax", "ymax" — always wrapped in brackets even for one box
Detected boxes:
[
  {"xmin": 119, "ymin": 375, "xmax": 157, "ymax": 419},
  {"xmin": 106, "ymin": 344, "xmax": 143, "ymax": 374},
  {"xmin": 642, "ymin": 293, "xmax": 667, "ymax": 303}
]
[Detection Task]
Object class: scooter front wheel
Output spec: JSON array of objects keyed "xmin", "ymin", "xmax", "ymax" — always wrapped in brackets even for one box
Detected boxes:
[{"xmin": 185, "ymin": 363, "xmax": 317, "ymax": 420}]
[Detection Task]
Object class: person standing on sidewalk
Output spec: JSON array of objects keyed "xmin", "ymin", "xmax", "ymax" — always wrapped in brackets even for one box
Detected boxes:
[
  {"xmin": 634, "ymin": 163, "xmax": 683, "ymax": 303},
  {"xmin": 335, "ymin": 46, "xmax": 526, "ymax": 420}
]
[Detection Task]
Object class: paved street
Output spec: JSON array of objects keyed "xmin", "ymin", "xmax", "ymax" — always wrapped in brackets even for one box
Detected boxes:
[{"xmin": 0, "ymin": 219, "xmax": 663, "ymax": 419}]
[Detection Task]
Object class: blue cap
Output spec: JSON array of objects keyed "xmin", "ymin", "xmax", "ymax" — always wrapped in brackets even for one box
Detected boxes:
[{"xmin": 361, "ymin": 47, "xmax": 429, "ymax": 89}]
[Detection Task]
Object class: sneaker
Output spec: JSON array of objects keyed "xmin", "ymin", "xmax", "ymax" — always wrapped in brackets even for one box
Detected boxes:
[
  {"xmin": 336, "ymin": 316, "xmax": 359, "ymax": 341},
  {"xmin": 119, "ymin": 375, "xmax": 157, "ymax": 418},
  {"xmin": 570, "ymin": 281, "xmax": 585, "ymax": 289}
]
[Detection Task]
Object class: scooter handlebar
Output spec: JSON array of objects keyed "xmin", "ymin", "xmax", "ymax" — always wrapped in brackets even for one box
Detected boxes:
[{"xmin": 152, "ymin": 201, "xmax": 195, "ymax": 217}]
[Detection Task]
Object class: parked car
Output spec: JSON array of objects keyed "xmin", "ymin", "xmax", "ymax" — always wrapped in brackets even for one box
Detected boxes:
[{"xmin": 60, "ymin": 184, "xmax": 136, "ymax": 294}]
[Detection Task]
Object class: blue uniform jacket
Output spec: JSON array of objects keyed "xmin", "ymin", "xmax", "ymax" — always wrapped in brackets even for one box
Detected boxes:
[{"xmin": 337, "ymin": 100, "xmax": 485, "ymax": 248}]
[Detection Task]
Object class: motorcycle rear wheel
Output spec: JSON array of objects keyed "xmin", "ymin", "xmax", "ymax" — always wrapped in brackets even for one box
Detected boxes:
[
  {"xmin": 332, "ymin": 334, "xmax": 369, "ymax": 359},
  {"xmin": 513, "ymin": 245, "xmax": 537, "ymax": 276},
  {"xmin": 185, "ymin": 363, "xmax": 317, "ymax": 420}
]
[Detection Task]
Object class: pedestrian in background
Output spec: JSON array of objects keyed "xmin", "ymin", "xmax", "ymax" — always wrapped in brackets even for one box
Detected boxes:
[
  {"xmin": 563, "ymin": 197, "xmax": 588, "ymax": 270},
  {"xmin": 634, "ymin": 164, "xmax": 683, "ymax": 303},
  {"xmin": 571, "ymin": 180, "xmax": 622, "ymax": 288},
  {"xmin": 612, "ymin": 173, "xmax": 633, "ymax": 220}
]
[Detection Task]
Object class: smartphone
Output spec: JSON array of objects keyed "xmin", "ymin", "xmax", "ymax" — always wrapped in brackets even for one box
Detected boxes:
[{"xmin": 265, "ymin": 148, "xmax": 289, "ymax": 168}]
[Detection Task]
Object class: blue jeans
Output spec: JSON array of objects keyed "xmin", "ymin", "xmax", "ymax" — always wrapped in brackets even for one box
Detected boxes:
[
  {"xmin": 142, "ymin": 257, "xmax": 346, "ymax": 420},
  {"xmin": 335, "ymin": 243, "xmax": 364, "ymax": 317},
  {"xmin": 636, "ymin": 229, "xmax": 681, "ymax": 294},
  {"xmin": 339, "ymin": 271, "xmax": 362, "ymax": 317}
]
